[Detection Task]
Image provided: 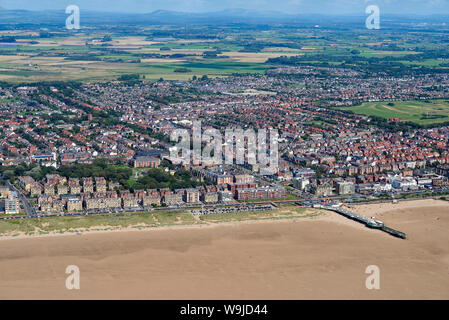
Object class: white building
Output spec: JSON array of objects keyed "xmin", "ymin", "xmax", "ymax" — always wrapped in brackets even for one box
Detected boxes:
[
  {"xmin": 2, "ymin": 191, "xmax": 20, "ymax": 214},
  {"xmin": 373, "ymin": 183, "xmax": 392, "ymax": 192},
  {"xmin": 293, "ymin": 178, "xmax": 310, "ymax": 190},
  {"xmin": 391, "ymin": 177, "xmax": 418, "ymax": 190}
]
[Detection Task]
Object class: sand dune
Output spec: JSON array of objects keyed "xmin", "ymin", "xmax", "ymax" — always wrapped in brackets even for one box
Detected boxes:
[{"xmin": 0, "ymin": 200, "xmax": 448, "ymax": 299}]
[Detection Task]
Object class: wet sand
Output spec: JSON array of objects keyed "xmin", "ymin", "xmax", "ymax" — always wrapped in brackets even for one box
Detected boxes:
[{"xmin": 0, "ymin": 200, "xmax": 448, "ymax": 299}]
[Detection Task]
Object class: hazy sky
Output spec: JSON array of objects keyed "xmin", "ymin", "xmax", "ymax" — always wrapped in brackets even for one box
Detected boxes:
[{"xmin": 1, "ymin": 0, "xmax": 448, "ymax": 14}]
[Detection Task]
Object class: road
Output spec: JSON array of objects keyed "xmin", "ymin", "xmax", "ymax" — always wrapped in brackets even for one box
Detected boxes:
[
  {"xmin": 0, "ymin": 174, "xmax": 36, "ymax": 217},
  {"xmin": 0, "ymin": 199, "xmax": 294, "ymax": 221},
  {"xmin": 0, "ymin": 170, "xmax": 447, "ymax": 221},
  {"xmin": 0, "ymin": 193, "xmax": 447, "ymax": 221}
]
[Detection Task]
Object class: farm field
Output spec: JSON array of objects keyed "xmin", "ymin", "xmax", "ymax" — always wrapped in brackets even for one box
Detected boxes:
[
  {"xmin": 0, "ymin": 34, "xmax": 282, "ymax": 82},
  {"xmin": 339, "ymin": 100, "xmax": 449, "ymax": 126},
  {"xmin": 0, "ymin": 29, "xmax": 431, "ymax": 82}
]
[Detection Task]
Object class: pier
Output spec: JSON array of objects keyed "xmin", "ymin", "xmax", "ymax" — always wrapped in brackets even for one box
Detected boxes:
[{"xmin": 321, "ymin": 205, "xmax": 407, "ymax": 239}]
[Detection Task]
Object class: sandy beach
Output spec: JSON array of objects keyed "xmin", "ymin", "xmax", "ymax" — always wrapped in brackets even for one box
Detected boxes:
[{"xmin": 0, "ymin": 199, "xmax": 448, "ymax": 299}]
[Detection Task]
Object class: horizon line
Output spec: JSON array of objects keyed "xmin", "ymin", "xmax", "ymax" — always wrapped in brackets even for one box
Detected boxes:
[{"xmin": 1, "ymin": 8, "xmax": 449, "ymax": 17}]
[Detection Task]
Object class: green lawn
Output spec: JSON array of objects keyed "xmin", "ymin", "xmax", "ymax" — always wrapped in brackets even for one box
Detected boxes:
[
  {"xmin": 126, "ymin": 167, "xmax": 150, "ymax": 188},
  {"xmin": 339, "ymin": 100, "xmax": 449, "ymax": 126},
  {"xmin": 0, "ymin": 212, "xmax": 26, "ymax": 217},
  {"xmin": 0, "ymin": 207, "xmax": 323, "ymax": 236},
  {"xmin": 0, "ymin": 210, "xmax": 195, "ymax": 236},
  {"xmin": 137, "ymin": 61, "xmax": 268, "ymax": 80},
  {"xmin": 199, "ymin": 207, "xmax": 320, "ymax": 223}
]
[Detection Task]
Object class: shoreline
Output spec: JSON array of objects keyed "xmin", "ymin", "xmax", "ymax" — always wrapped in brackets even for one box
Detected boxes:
[
  {"xmin": 1, "ymin": 198, "xmax": 448, "ymax": 299},
  {"xmin": 351, "ymin": 198, "xmax": 449, "ymax": 215},
  {"xmin": 1, "ymin": 198, "xmax": 447, "ymax": 242},
  {"xmin": 0, "ymin": 210, "xmax": 329, "ymax": 241}
]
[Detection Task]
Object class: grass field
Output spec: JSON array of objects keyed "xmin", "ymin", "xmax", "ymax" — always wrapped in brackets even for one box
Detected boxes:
[
  {"xmin": 0, "ymin": 54, "xmax": 270, "ymax": 82},
  {"xmin": 127, "ymin": 167, "xmax": 150, "ymax": 188},
  {"xmin": 0, "ymin": 29, "xmax": 445, "ymax": 82},
  {"xmin": 0, "ymin": 206, "xmax": 322, "ymax": 237},
  {"xmin": 198, "ymin": 207, "xmax": 320, "ymax": 223},
  {"xmin": 0, "ymin": 210, "xmax": 195, "ymax": 236},
  {"xmin": 0, "ymin": 34, "xmax": 278, "ymax": 82},
  {"xmin": 339, "ymin": 100, "xmax": 449, "ymax": 126}
]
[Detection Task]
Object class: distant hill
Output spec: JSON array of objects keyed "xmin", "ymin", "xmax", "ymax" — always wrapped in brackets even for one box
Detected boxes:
[{"xmin": 0, "ymin": 8, "xmax": 447, "ymax": 28}]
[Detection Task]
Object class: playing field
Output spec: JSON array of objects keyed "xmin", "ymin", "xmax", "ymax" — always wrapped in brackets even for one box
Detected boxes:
[{"xmin": 339, "ymin": 100, "xmax": 449, "ymax": 126}]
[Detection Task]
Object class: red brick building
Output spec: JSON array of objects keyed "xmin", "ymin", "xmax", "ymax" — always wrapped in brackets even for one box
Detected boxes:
[{"xmin": 132, "ymin": 156, "xmax": 160, "ymax": 168}]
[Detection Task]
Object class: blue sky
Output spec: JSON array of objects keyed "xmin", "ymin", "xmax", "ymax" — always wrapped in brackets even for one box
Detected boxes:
[{"xmin": 0, "ymin": 0, "xmax": 448, "ymax": 14}]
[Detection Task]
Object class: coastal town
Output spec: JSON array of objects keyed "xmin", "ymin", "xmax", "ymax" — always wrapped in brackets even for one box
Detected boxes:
[
  {"xmin": 1, "ymin": 68, "xmax": 449, "ymax": 217},
  {"xmin": 1, "ymin": 1, "xmax": 449, "ymax": 303}
]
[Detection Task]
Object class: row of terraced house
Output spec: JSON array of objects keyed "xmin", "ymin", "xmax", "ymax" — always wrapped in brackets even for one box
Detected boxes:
[
  {"xmin": 18, "ymin": 175, "xmax": 120, "ymax": 197},
  {"xmin": 35, "ymin": 186, "xmax": 237, "ymax": 213}
]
